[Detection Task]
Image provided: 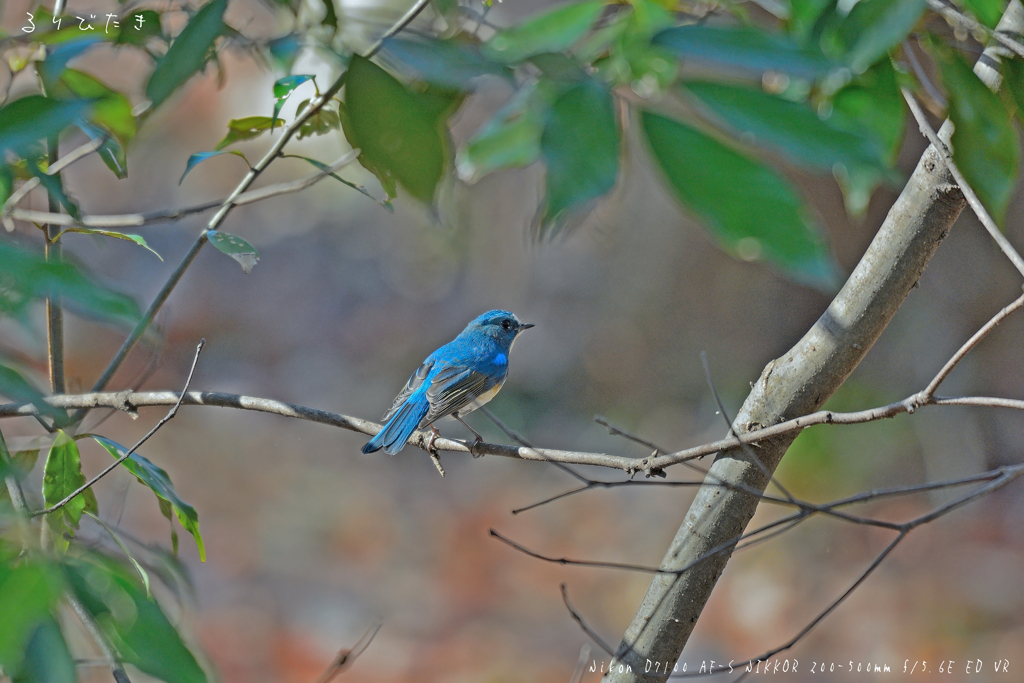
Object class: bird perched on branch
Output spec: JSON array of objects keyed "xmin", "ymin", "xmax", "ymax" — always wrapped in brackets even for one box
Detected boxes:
[{"xmin": 361, "ymin": 310, "xmax": 534, "ymax": 455}]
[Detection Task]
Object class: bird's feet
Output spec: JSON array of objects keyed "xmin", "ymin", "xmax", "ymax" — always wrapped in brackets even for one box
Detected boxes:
[
  {"xmin": 425, "ymin": 426, "xmax": 445, "ymax": 477},
  {"xmin": 425, "ymin": 425, "xmax": 441, "ymax": 456}
]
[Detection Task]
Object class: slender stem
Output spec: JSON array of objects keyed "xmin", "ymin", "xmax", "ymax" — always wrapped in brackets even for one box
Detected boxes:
[
  {"xmin": 45, "ymin": 136, "xmax": 66, "ymax": 396},
  {"xmin": 902, "ymin": 88, "xmax": 1024, "ymax": 279},
  {"xmin": 34, "ymin": 339, "xmax": 205, "ymax": 517},
  {"xmin": 66, "ymin": 592, "xmax": 133, "ymax": 683}
]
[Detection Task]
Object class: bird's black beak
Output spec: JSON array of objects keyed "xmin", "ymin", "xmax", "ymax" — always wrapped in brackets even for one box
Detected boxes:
[{"xmin": 519, "ymin": 323, "xmax": 535, "ymax": 330}]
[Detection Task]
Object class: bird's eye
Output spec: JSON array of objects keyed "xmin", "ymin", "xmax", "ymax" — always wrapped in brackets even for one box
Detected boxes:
[{"xmin": 501, "ymin": 319, "xmax": 512, "ymax": 330}]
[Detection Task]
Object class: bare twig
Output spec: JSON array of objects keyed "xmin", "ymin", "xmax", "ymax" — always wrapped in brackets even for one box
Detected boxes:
[
  {"xmin": 561, "ymin": 584, "xmax": 615, "ymax": 657},
  {"xmin": 700, "ymin": 351, "xmax": 797, "ymax": 505},
  {"xmin": 32, "ymin": 340, "xmax": 205, "ymax": 518},
  {"xmin": 903, "ymin": 39, "xmax": 947, "ymax": 109},
  {"xmin": 6, "ymin": 149, "xmax": 363, "ymax": 231},
  {"xmin": 478, "ymin": 405, "xmax": 589, "ymax": 483},
  {"xmin": 312, "ymin": 622, "xmax": 382, "ymax": 683},
  {"xmin": 922, "ymin": 291, "xmax": 1024, "ymax": 398},
  {"xmin": 927, "ymin": 0, "xmax": 1024, "ymax": 60},
  {"xmin": 902, "ymin": 88, "xmax": 1024, "ymax": 279}
]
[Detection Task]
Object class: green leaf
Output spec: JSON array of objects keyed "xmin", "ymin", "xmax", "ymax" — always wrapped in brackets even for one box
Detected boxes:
[
  {"xmin": 90, "ymin": 436, "xmax": 206, "ymax": 562},
  {"xmin": 0, "ymin": 365, "xmax": 65, "ymax": 420},
  {"xmin": 341, "ymin": 55, "xmax": 447, "ymax": 203},
  {"xmin": 146, "ymin": 0, "xmax": 227, "ymax": 107},
  {"xmin": 205, "ymin": 231, "xmax": 259, "ymax": 274},
  {"xmin": 0, "ymin": 165, "xmax": 12, "ymax": 205},
  {"xmin": 653, "ymin": 25, "xmax": 838, "ymax": 79},
  {"xmin": 0, "ymin": 95, "xmax": 93, "ymax": 156},
  {"xmin": 539, "ymin": 80, "xmax": 619, "ymax": 236},
  {"xmin": 38, "ymin": 37, "xmax": 103, "ymax": 89},
  {"xmin": 273, "ymin": 74, "xmax": 314, "ymax": 99},
  {"xmin": 58, "ymin": 69, "xmax": 136, "ymax": 147},
  {"xmin": 958, "ymin": 0, "xmax": 1005, "ymax": 28},
  {"xmin": 483, "ymin": 0, "xmax": 606, "ymax": 64},
  {"xmin": 65, "ymin": 556, "xmax": 208, "ymax": 683},
  {"xmin": 281, "ymin": 154, "xmax": 390, "ymax": 208},
  {"xmin": 456, "ymin": 81, "xmax": 551, "ymax": 182},
  {"xmin": 296, "ymin": 103, "xmax": 341, "ymax": 139},
  {"xmin": 60, "ymin": 228, "xmax": 163, "ymax": 260},
  {"xmin": 180, "ymin": 150, "xmax": 249, "ymax": 184},
  {"xmin": 683, "ymin": 81, "xmax": 894, "ymax": 200},
  {"xmin": 641, "ymin": 111, "xmax": 838, "ymax": 290},
  {"xmin": 266, "ymin": 34, "xmax": 302, "ymax": 71},
  {"xmin": 787, "ymin": 0, "xmax": 836, "ymax": 41},
  {"xmin": 380, "ymin": 38, "xmax": 514, "ymax": 89},
  {"xmin": 828, "ymin": 58, "xmax": 906, "ymax": 215},
  {"xmin": 88, "ymin": 512, "xmax": 152, "ymax": 596},
  {"xmin": 0, "ymin": 444, "xmax": 40, "ymax": 504},
  {"xmin": 96, "ymin": 131, "xmax": 129, "ymax": 179},
  {"xmin": 831, "ymin": 0, "xmax": 926, "ymax": 73},
  {"xmin": 215, "ymin": 116, "xmax": 285, "ymax": 150},
  {"xmin": 0, "ymin": 240, "xmax": 140, "ymax": 326},
  {"xmin": 116, "ymin": 10, "xmax": 163, "ymax": 45},
  {"xmin": 272, "ymin": 75, "xmax": 314, "ymax": 123},
  {"xmin": 941, "ymin": 50, "xmax": 1019, "ymax": 227},
  {"xmin": 1002, "ymin": 57, "xmax": 1024, "ymax": 119},
  {"xmin": 0, "ymin": 561, "xmax": 64, "ymax": 678},
  {"xmin": 0, "ymin": 447, "xmax": 40, "ymax": 483},
  {"xmin": 43, "ymin": 430, "xmax": 95, "ymax": 549},
  {"xmin": 830, "ymin": 58, "xmax": 905, "ymax": 164},
  {"xmin": 27, "ymin": 161, "xmax": 81, "ymax": 220},
  {"xmin": 10, "ymin": 617, "xmax": 76, "ymax": 683}
]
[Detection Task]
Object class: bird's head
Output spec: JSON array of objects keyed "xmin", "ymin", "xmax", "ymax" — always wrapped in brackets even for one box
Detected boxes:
[{"xmin": 466, "ymin": 310, "xmax": 534, "ymax": 344}]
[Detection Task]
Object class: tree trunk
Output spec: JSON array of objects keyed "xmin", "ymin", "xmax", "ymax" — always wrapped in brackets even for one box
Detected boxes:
[{"xmin": 603, "ymin": 3, "xmax": 1024, "ymax": 679}]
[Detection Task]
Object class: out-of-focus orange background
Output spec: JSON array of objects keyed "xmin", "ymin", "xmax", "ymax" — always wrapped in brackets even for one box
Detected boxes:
[{"xmin": 3, "ymin": 0, "xmax": 1024, "ymax": 680}]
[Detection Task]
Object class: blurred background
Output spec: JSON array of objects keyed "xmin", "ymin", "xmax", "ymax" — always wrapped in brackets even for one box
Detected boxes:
[{"xmin": 3, "ymin": 0, "xmax": 1024, "ymax": 680}]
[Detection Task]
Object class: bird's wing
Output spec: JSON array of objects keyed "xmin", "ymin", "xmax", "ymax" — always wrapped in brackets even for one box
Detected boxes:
[
  {"xmin": 381, "ymin": 359, "xmax": 434, "ymax": 422},
  {"xmin": 421, "ymin": 364, "xmax": 500, "ymax": 427}
]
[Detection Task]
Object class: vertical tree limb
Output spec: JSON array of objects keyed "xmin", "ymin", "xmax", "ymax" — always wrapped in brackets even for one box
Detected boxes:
[
  {"xmin": 603, "ymin": 3, "xmax": 1024, "ymax": 679},
  {"xmin": 45, "ymin": 141, "xmax": 65, "ymax": 395}
]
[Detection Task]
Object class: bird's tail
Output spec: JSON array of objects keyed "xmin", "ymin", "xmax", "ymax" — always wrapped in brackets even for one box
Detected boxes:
[{"xmin": 361, "ymin": 394, "xmax": 430, "ymax": 455}]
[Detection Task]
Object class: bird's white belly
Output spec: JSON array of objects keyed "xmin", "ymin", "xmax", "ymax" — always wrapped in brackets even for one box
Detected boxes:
[{"xmin": 456, "ymin": 379, "xmax": 504, "ymax": 417}]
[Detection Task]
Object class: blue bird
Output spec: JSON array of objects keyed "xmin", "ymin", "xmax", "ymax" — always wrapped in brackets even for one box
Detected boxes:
[{"xmin": 362, "ymin": 310, "xmax": 534, "ymax": 455}]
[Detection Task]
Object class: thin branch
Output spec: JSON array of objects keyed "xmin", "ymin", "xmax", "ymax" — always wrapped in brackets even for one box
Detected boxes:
[
  {"xmin": 32, "ymin": 340, "xmax": 205, "ymax": 518},
  {"xmin": 79, "ymin": 0, "xmax": 433, "ymax": 413},
  {"xmin": 927, "ymin": 0, "xmax": 1024, "ymax": 59},
  {"xmin": 902, "ymin": 88, "xmax": 1024, "ymax": 279},
  {"xmin": 66, "ymin": 591, "xmax": 133, "ymax": 683},
  {"xmin": 8, "ymin": 149, "xmax": 361, "ymax": 231},
  {"xmin": 477, "ymin": 405, "xmax": 590, "ymax": 484},
  {"xmin": 66, "ymin": 589, "xmax": 132, "ymax": 679},
  {"xmin": 922, "ymin": 290, "xmax": 1024, "ymax": 398},
  {"xmin": 495, "ymin": 460, "xmax": 1024, "ymax": 584},
  {"xmin": 7, "ymin": 388, "xmax": 1024, "ymax": 474},
  {"xmin": 561, "ymin": 584, "xmax": 615, "ymax": 657},
  {"xmin": 312, "ymin": 622, "xmax": 382, "ymax": 683},
  {"xmin": 903, "ymin": 39, "xmax": 947, "ymax": 109},
  {"xmin": 700, "ymin": 351, "xmax": 797, "ymax": 505},
  {"xmin": 680, "ymin": 465, "xmax": 1024, "ymax": 677}
]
